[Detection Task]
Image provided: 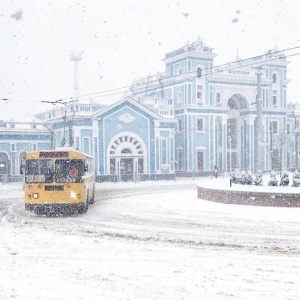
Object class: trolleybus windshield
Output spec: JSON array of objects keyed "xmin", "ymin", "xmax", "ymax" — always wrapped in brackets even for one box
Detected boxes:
[
  {"xmin": 55, "ymin": 159, "xmax": 84, "ymax": 183},
  {"xmin": 25, "ymin": 159, "xmax": 54, "ymax": 183}
]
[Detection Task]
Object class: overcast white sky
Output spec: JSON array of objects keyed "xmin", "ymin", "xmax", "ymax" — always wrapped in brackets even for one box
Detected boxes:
[{"xmin": 1, "ymin": 0, "xmax": 300, "ymax": 119}]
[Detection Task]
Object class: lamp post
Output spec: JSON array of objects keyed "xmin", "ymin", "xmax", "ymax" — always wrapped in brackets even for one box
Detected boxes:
[
  {"xmin": 292, "ymin": 111, "xmax": 299, "ymax": 169},
  {"xmin": 228, "ymin": 136, "xmax": 232, "ymax": 174}
]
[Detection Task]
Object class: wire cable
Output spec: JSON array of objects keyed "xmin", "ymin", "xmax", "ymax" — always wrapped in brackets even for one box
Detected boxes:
[{"xmin": 1, "ymin": 45, "xmax": 300, "ymax": 104}]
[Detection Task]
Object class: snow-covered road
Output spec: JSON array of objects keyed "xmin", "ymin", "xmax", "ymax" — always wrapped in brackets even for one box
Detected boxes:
[{"xmin": 0, "ymin": 179, "xmax": 300, "ymax": 299}]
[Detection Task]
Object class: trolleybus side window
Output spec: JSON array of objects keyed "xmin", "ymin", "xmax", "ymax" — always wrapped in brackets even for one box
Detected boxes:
[{"xmin": 25, "ymin": 159, "xmax": 54, "ymax": 183}]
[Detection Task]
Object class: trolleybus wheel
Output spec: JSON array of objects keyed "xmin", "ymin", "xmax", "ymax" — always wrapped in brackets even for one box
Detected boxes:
[
  {"xmin": 82, "ymin": 196, "xmax": 89, "ymax": 213},
  {"xmin": 89, "ymin": 186, "xmax": 95, "ymax": 204}
]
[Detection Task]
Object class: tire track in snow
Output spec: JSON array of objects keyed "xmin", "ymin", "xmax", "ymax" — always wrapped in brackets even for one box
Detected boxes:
[{"xmin": 2, "ymin": 183, "xmax": 300, "ymax": 255}]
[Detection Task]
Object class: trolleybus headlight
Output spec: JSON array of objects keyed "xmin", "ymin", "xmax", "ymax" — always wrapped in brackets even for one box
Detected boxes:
[
  {"xmin": 70, "ymin": 192, "xmax": 77, "ymax": 198},
  {"xmin": 33, "ymin": 193, "xmax": 38, "ymax": 199}
]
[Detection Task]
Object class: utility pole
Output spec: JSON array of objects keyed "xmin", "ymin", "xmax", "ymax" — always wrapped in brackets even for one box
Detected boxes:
[
  {"xmin": 256, "ymin": 71, "xmax": 264, "ymax": 171},
  {"xmin": 60, "ymin": 111, "xmax": 67, "ymax": 147}
]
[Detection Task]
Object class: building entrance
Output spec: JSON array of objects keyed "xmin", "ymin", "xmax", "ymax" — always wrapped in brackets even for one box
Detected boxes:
[
  {"xmin": 226, "ymin": 93, "xmax": 250, "ymax": 172},
  {"xmin": 120, "ymin": 158, "xmax": 133, "ymax": 181},
  {"xmin": 108, "ymin": 134, "xmax": 146, "ymax": 181}
]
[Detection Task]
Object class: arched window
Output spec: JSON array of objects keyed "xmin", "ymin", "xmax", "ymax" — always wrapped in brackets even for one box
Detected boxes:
[
  {"xmin": 197, "ymin": 67, "xmax": 202, "ymax": 78},
  {"xmin": 272, "ymin": 73, "xmax": 277, "ymax": 84},
  {"xmin": 121, "ymin": 148, "xmax": 132, "ymax": 154}
]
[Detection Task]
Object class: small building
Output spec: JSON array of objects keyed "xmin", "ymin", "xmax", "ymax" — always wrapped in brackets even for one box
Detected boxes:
[{"xmin": 0, "ymin": 119, "xmax": 52, "ymax": 179}]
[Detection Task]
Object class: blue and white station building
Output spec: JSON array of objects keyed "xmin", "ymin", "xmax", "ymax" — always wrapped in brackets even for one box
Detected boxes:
[{"xmin": 1, "ymin": 37, "xmax": 300, "ymax": 180}]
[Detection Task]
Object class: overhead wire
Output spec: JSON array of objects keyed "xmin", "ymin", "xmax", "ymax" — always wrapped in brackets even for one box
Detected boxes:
[
  {"xmin": 69, "ymin": 49, "xmax": 300, "ymax": 102},
  {"xmin": 1, "ymin": 45, "xmax": 300, "ymax": 105},
  {"xmin": 52, "ymin": 44, "xmax": 300, "ymax": 102}
]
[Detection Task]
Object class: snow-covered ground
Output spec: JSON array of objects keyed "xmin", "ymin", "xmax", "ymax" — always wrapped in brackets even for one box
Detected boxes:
[{"xmin": 1, "ymin": 177, "xmax": 300, "ymax": 300}]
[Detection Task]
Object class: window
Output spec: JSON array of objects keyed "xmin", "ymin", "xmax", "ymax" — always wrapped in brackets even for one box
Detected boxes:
[
  {"xmin": 55, "ymin": 159, "xmax": 84, "ymax": 183},
  {"xmin": 271, "ymin": 121, "xmax": 278, "ymax": 134},
  {"xmin": 178, "ymin": 119, "xmax": 182, "ymax": 132},
  {"xmin": 287, "ymin": 123, "xmax": 290, "ymax": 135},
  {"xmin": 175, "ymin": 91, "xmax": 182, "ymax": 106},
  {"xmin": 197, "ymin": 85, "xmax": 203, "ymax": 105},
  {"xmin": 197, "ymin": 92, "xmax": 202, "ymax": 105},
  {"xmin": 138, "ymin": 158, "xmax": 144, "ymax": 173},
  {"xmin": 121, "ymin": 148, "xmax": 131, "ymax": 154},
  {"xmin": 216, "ymin": 92, "xmax": 221, "ymax": 103},
  {"xmin": 177, "ymin": 150, "xmax": 183, "ymax": 170},
  {"xmin": 273, "ymin": 96, "xmax": 277, "ymax": 107},
  {"xmin": 25, "ymin": 159, "xmax": 55, "ymax": 183},
  {"xmin": 197, "ymin": 151, "xmax": 204, "ymax": 170},
  {"xmin": 272, "ymin": 73, "xmax": 277, "ymax": 84},
  {"xmin": 110, "ymin": 159, "xmax": 115, "ymax": 174},
  {"xmin": 178, "ymin": 68, "xmax": 182, "ymax": 75},
  {"xmin": 83, "ymin": 137, "xmax": 90, "ymax": 154},
  {"xmin": 80, "ymin": 105, "xmax": 90, "ymax": 112},
  {"xmin": 197, "ymin": 118, "xmax": 204, "ymax": 131},
  {"xmin": 197, "ymin": 67, "xmax": 202, "ymax": 78},
  {"xmin": 161, "ymin": 139, "xmax": 167, "ymax": 164}
]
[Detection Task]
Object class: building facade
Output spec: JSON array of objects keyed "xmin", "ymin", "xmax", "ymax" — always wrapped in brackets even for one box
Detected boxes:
[
  {"xmin": 131, "ymin": 37, "xmax": 299, "ymax": 174},
  {"xmin": 0, "ymin": 120, "xmax": 52, "ymax": 178},
  {"xmin": 1, "ymin": 37, "xmax": 300, "ymax": 179},
  {"xmin": 0, "ymin": 98, "xmax": 176, "ymax": 180}
]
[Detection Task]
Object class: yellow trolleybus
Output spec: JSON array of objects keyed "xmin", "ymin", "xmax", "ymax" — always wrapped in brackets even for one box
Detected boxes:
[{"xmin": 23, "ymin": 148, "xmax": 95, "ymax": 214}]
